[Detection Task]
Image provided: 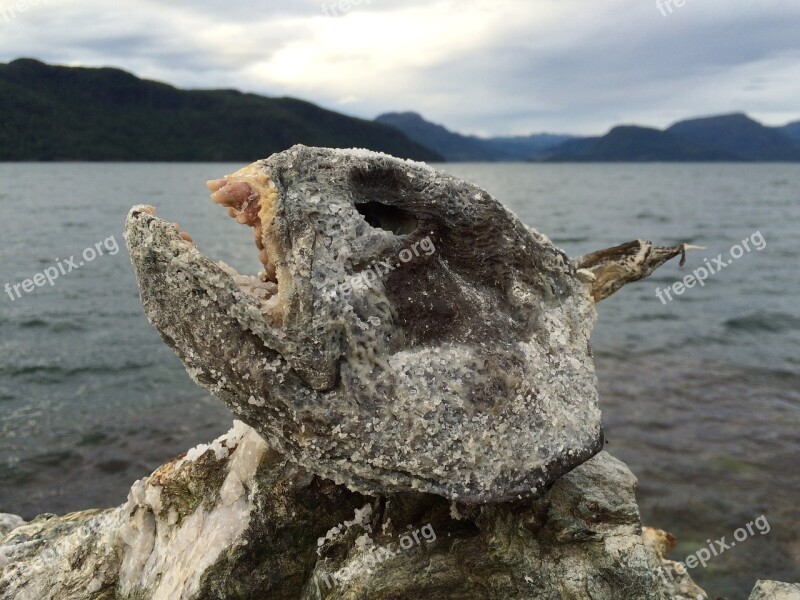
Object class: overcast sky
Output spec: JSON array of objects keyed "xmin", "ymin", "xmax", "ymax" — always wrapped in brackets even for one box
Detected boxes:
[{"xmin": 1, "ymin": 0, "xmax": 799, "ymax": 136}]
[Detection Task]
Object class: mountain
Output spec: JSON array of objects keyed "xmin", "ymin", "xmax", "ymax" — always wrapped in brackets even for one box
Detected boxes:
[
  {"xmin": 375, "ymin": 112, "xmax": 572, "ymax": 161},
  {"xmin": 666, "ymin": 113, "xmax": 800, "ymax": 161},
  {"xmin": 541, "ymin": 114, "xmax": 800, "ymax": 162},
  {"xmin": 0, "ymin": 59, "xmax": 442, "ymax": 162},
  {"xmin": 482, "ymin": 133, "xmax": 577, "ymax": 160},
  {"xmin": 534, "ymin": 136, "xmax": 599, "ymax": 160},
  {"xmin": 779, "ymin": 121, "xmax": 800, "ymax": 141},
  {"xmin": 381, "ymin": 110, "xmax": 800, "ymax": 163},
  {"xmin": 3, "ymin": 60, "xmax": 797, "ymax": 163},
  {"xmin": 375, "ymin": 112, "xmax": 495, "ymax": 161},
  {"xmin": 539, "ymin": 126, "xmax": 736, "ymax": 162}
]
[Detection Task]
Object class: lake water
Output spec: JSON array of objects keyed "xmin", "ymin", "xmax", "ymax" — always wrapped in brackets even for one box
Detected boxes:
[{"xmin": 0, "ymin": 163, "xmax": 798, "ymax": 598}]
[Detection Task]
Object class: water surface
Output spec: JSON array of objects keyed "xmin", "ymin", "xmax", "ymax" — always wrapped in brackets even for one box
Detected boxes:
[{"xmin": 0, "ymin": 163, "xmax": 798, "ymax": 598}]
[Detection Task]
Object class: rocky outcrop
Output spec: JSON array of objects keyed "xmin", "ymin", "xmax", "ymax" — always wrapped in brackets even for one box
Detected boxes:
[
  {"xmin": 0, "ymin": 516, "xmax": 23, "ymax": 539},
  {"xmin": 1, "ymin": 422, "xmax": 708, "ymax": 600},
  {"xmin": 748, "ymin": 580, "xmax": 800, "ymax": 599},
  {"xmin": 643, "ymin": 527, "xmax": 708, "ymax": 600}
]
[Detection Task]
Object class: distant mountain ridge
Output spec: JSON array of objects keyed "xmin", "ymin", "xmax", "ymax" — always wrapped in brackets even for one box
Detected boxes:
[
  {"xmin": 377, "ymin": 110, "xmax": 800, "ymax": 163},
  {"xmin": 780, "ymin": 121, "xmax": 800, "ymax": 141},
  {"xmin": 0, "ymin": 58, "xmax": 442, "ymax": 162},
  {"xmin": 375, "ymin": 112, "xmax": 572, "ymax": 161},
  {"xmin": 538, "ymin": 113, "xmax": 800, "ymax": 162},
  {"xmin": 2, "ymin": 58, "xmax": 799, "ymax": 163},
  {"xmin": 537, "ymin": 125, "xmax": 737, "ymax": 162},
  {"xmin": 666, "ymin": 113, "xmax": 800, "ymax": 161}
]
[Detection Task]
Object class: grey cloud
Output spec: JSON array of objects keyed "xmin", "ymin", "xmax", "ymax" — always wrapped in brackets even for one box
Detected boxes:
[{"xmin": 0, "ymin": 0, "xmax": 798, "ymax": 136}]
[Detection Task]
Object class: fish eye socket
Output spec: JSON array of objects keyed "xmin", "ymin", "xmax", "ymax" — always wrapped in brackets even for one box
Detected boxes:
[{"xmin": 354, "ymin": 201, "xmax": 418, "ymax": 236}]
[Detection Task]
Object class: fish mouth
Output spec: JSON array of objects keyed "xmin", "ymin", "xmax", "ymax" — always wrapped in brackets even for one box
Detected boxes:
[
  {"xmin": 123, "ymin": 166, "xmax": 338, "ymax": 392},
  {"xmin": 123, "ymin": 203, "xmax": 284, "ymax": 341},
  {"xmin": 206, "ymin": 163, "xmax": 287, "ymax": 326}
]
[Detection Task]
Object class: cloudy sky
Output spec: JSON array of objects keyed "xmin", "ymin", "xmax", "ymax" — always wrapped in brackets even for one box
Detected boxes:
[{"xmin": 1, "ymin": 0, "xmax": 799, "ymax": 136}]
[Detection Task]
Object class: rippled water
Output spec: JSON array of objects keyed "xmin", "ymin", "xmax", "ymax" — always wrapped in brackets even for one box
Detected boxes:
[{"xmin": 0, "ymin": 163, "xmax": 798, "ymax": 598}]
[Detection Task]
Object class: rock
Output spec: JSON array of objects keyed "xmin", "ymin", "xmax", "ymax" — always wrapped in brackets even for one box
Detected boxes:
[
  {"xmin": 124, "ymin": 146, "xmax": 687, "ymax": 502},
  {"xmin": 749, "ymin": 580, "xmax": 800, "ymax": 599},
  {"xmin": 0, "ymin": 422, "xmax": 708, "ymax": 600},
  {"xmin": 0, "ymin": 515, "xmax": 24, "ymax": 539},
  {"xmin": 0, "ymin": 422, "xmax": 370, "ymax": 600},
  {"xmin": 643, "ymin": 527, "xmax": 708, "ymax": 600},
  {"xmin": 309, "ymin": 450, "xmax": 678, "ymax": 600}
]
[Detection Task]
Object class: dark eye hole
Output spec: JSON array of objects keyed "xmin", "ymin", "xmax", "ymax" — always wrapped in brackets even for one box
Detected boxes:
[{"xmin": 355, "ymin": 201, "xmax": 418, "ymax": 235}]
